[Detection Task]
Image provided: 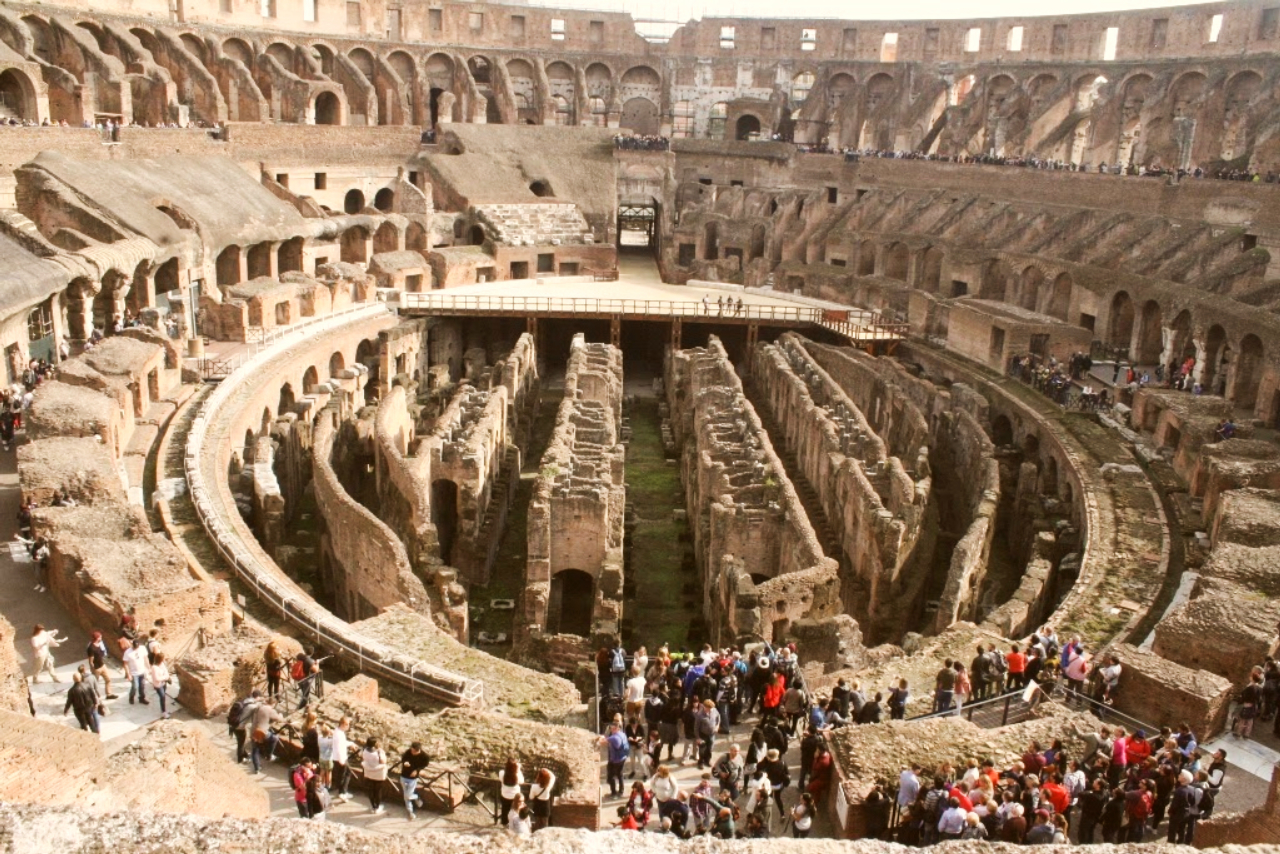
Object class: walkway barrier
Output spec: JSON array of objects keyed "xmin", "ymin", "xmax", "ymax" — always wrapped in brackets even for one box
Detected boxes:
[{"xmin": 183, "ymin": 301, "xmax": 483, "ymax": 707}]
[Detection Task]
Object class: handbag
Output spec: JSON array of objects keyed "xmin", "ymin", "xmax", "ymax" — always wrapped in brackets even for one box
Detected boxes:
[{"xmin": 252, "ymin": 727, "xmax": 268, "ymax": 744}]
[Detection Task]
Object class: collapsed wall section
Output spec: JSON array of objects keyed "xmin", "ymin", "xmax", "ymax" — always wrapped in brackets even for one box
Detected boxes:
[
  {"xmin": 519, "ymin": 334, "xmax": 624, "ymax": 669},
  {"xmin": 666, "ymin": 335, "xmax": 839, "ymax": 650}
]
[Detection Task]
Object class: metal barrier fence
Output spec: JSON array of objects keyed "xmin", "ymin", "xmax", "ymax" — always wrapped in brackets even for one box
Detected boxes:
[{"xmin": 183, "ymin": 302, "xmax": 483, "ymax": 707}]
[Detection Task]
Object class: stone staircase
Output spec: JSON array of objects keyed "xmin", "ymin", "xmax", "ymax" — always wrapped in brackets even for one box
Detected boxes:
[
  {"xmin": 471, "ymin": 444, "xmax": 520, "ymax": 585},
  {"xmin": 474, "ymin": 202, "xmax": 594, "ymax": 247}
]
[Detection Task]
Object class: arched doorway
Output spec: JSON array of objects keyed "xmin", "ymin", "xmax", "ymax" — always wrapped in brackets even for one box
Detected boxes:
[
  {"xmin": 0, "ymin": 69, "xmax": 35, "ymax": 121},
  {"xmin": 1233, "ymin": 334, "xmax": 1264, "ymax": 410},
  {"xmin": 1018, "ymin": 266, "xmax": 1043, "ymax": 312},
  {"xmin": 278, "ymin": 382, "xmax": 295, "ymax": 415},
  {"xmin": 1168, "ymin": 310, "xmax": 1195, "ymax": 374},
  {"xmin": 430, "ymin": 479, "xmax": 458, "ymax": 566},
  {"xmin": 216, "ymin": 246, "xmax": 242, "ymax": 287},
  {"xmin": 1045, "ymin": 272, "xmax": 1072, "ymax": 321},
  {"xmin": 1202, "ymin": 324, "xmax": 1227, "ymax": 395},
  {"xmin": 302, "ymin": 365, "xmax": 319, "ymax": 392},
  {"xmin": 314, "ymin": 91, "xmax": 341, "ymax": 125},
  {"xmin": 548, "ymin": 569, "xmax": 594, "ymax": 636},
  {"xmin": 735, "ymin": 114, "xmax": 761, "ymax": 140},
  {"xmin": 857, "ymin": 240, "xmax": 876, "ymax": 276},
  {"xmin": 469, "ymin": 225, "xmax": 485, "ymax": 246},
  {"xmin": 1108, "ymin": 291, "xmax": 1135, "ymax": 352},
  {"xmin": 619, "ymin": 97, "xmax": 659, "ymax": 135},
  {"xmin": 980, "ymin": 259, "xmax": 1012, "ymax": 301},
  {"xmin": 341, "ymin": 227, "xmax": 369, "ymax": 263},
  {"xmin": 374, "ymin": 188, "xmax": 394, "ymax": 212},
  {"xmin": 921, "ymin": 247, "xmax": 943, "ymax": 292},
  {"xmin": 344, "ymin": 189, "xmax": 365, "ymax": 215},
  {"xmin": 884, "ymin": 243, "xmax": 909, "ymax": 282},
  {"xmin": 329, "ymin": 351, "xmax": 345, "ymax": 377},
  {"xmin": 991, "ymin": 414, "xmax": 1014, "ymax": 447}
]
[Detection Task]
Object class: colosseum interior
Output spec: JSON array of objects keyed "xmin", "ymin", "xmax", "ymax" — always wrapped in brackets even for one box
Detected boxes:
[{"xmin": 1, "ymin": 0, "xmax": 1280, "ymax": 849}]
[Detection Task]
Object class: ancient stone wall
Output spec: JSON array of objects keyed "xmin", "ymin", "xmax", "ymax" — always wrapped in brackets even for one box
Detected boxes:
[
  {"xmin": 0, "ymin": 613, "xmax": 30, "ymax": 715},
  {"xmin": 751, "ymin": 333, "xmax": 931, "ymax": 644},
  {"xmin": 1196, "ymin": 765, "xmax": 1280, "ymax": 848},
  {"xmin": 1108, "ymin": 643, "xmax": 1234, "ymax": 739},
  {"xmin": 520, "ymin": 334, "xmax": 624, "ymax": 658},
  {"xmin": 667, "ymin": 335, "xmax": 839, "ymax": 650}
]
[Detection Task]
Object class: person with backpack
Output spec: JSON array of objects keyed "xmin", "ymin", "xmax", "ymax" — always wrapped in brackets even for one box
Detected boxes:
[
  {"xmin": 888, "ymin": 679, "xmax": 909, "ymax": 720},
  {"xmin": 609, "ymin": 642, "xmax": 628, "ymax": 697},
  {"xmin": 248, "ymin": 696, "xmax": 284, "ymax": 774},
  {"xmin": 989, "ymin": 644, "xmax": 1009, "ymax": 694},
  {"xmin": 291, "ymin": 757, "xmax": 316, "ymax": 818},
  {"xmin": 227, "ymin": 689, "xmax": 261, "ymax": 764},
  {"xmin": 292, "ymin": 650, "xmax": 316, "ymax": 709}
]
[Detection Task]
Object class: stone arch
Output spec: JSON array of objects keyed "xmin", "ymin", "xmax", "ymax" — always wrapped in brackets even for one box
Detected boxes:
[
  {"xmin": 343, "ymin": 189, "xmax": 365, "ymax": 214},
  {"xmin": 1136, "ymin": 300, "xmax": 1163, "ymax": 365},
  {"xmin": 584, "ymin": 62, "xmax": 611, "ymax": 96},
  {"xmin": 373, "ymin": 220, "xmax": 399, "ymax": 253},
  {"xmin": 1233, "ymin": 334, "xmax": 1265, "ymax": 409},
  {"xmin": 551, "ymin": 94, "xmax": 571, "ymax": 126},
  {"xmin": 0, "ymin": 68, "xmax": 37, "ymax": 121},
  {"xmin": 387, "ymin": 50, "xmax": 415, "ymax": 83},
  {"xmin": 179, "ymin": 33, "xmax": 207, "ymax": 62},
  {"xmin": 341, "ymin": 226, "xmax": 370, "ymax": 263},
  {"xmin": 1108, "ymin": 291, "xmax": 1135, "ymax": 350},
  {"xmin": 1168, "ymin": 309, "xmax": 1196, "ymax": 371},
  {"xmin": 884, "ymin": 242, "xmax": 909, "ymax": 282},
  {"xmin": 1027, "ymin": 73, "xmax": 1059, "ymax": 108},
  {"xmin": 430, "ymin": 478, "xmax": 459, "ymax": 565},
  {"xmin": 374, "ymin": 187, "xmax": 395, "ymax": 212},
  {"xmin": 347, "ymin": 47, "xmax": 375, "ymax": 80},
  {"xmin": 991, "ymin": 414, "xmax": 1014, "ymax": 447},
  {"xmin": 467, "ymin": 55, "xmax": 492, "ymax": 85},
  {"xmin": 278, "ymin": 237, "xmax": 304, "ymax": 275},
  {"xmin": 246, "ymin": 242, "xmax": 272, "ymax": 279},
  {"xmin": 857, "ymin": 240, "xmax": 876, "ymax": 276},
  {"xmin": 469, "ymin": 224, "xmax": 485, "ymax": 247},
  {"xmin": 921, "ymin": 246, "xmax": 943, "ymax": 292},
  {"xmin": 302, "ymin": 365, "xmax": 319, "ymax": 393},
  {"xmin": 828, "ymin": 72, "xmax": 856, "ymax": 110},
  {"xmin": 1044, "ymin": 272, "xmax": 1072, "ymax": 321},
  {"xmin": 222, "ymin": 37, "xmax": 253, "ymax": 66},
  {"xmin": 620, "ymin": 65, "xmax": 660, "ymax": 87},
  {"xmin": 329, "ymin": 350, "xmax": 345, "ymax": 377},
  {"xmin": 980, "ymin": 258, "xmax": 1013, "ymax": 301},
  {"xmin": 1018, "ymin": 265, "xmax": 1043, "ymax": 312},
  {"xmin": 265, "ymin": 41, "xmax": 294, "ymax": 71},
  {"xmin": 1170, "ymin": 71, "xmax": 1207, "ymax": 116},
  {"xmin": 216, "ymin": 245, "xmax": 242, "ymax": 287},
  {"xmin": 620, "ymin": 97, "xmax": 659, "ymax": 135},
  {"xmin": 548, "ymin": 569, "xmax": 594, "ymax": 636},
  {"xmin": 406, "ymin": 221, "xmax": 428, "ymax": 253},
  {"xmin": 314, "ymin": 90, "xmax": 342, "ymax": 125},
  {"xmin": 735, "ymin": 114, "xmax": 761, "ymax": 140}
]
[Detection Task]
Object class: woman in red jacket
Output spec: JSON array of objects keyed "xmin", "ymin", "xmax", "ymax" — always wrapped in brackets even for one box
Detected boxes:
[{"xmin": 761, "ymin": 672, "xmax": 786, "ymax": 722}]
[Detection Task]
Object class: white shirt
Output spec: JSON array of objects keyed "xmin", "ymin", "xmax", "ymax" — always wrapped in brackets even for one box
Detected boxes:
[
  {"xmin": 319, "ymin": 734, "xmax": 334, "ymax": 762},
  {"xmin": 792, "ymin": 804, "xmax": 812, "ymax": 831},
  {"xmin": 331, "ymin": 727, "xmax": 350, "ymax": 765},
  {"xmin": 501, "ymin": 768, "xmax": 525, "ymax": 800},
  {"xmin": 362, "ymin": 748, "xmax": 387, "ymax": 781},
  {"xmin": 149, "ymin": 662, "xmax": 170, "ymax": 688},
  {"xmin": 30, "ymin": 630, "xmax": 59, "ymax": 656},
  {"xmin": 650, "ymin": 774, "xmax": 679, "ymax": 802},
  {"xmin": 530, "ymin": 772, "xmax": 556, "ymax": 802},
  {"xmin": 508, "ymin": 813, "xmax": 532, "ymax": 836},
  {"xmin": 123, "ymin": 647, "xmax": 147, "ymax": 677},
  {"xmin": 898, "ymin": 770, "xmax": 920, "ymax": 807},
  {"xmin": 625, "ymin": 675, "xmax": 646, "ymax": 704}
]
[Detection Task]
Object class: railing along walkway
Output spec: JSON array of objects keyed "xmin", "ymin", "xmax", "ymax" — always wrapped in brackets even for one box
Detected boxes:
[{"xmin": 183, "ymin": 302, "xmax": 483, "ymax": 707}]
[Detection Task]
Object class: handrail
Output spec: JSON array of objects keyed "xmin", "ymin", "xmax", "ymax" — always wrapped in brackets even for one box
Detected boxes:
[{"xmin": 182, "ymin": 301, "xmax": 483, "ymax": 707}]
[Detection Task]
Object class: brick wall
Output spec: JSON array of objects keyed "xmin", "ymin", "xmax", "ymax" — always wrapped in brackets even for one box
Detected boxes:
[
  {"xmin": 1195, "ymin": 764, "xmax": 1280, "ymax": 848},
  {"xmin": 0, "ymin": 710, "xmax": 105, "ymax": 806},
  {"xmin": 1110, "ymin": 642, "xmax": 1234, "ymax": 739}
]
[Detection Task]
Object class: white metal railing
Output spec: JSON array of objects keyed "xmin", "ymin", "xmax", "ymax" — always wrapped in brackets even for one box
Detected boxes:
[
  {"xmin": 397, "ymin": 292, "xmax": 907, "ymax": 342},
  {"xmin": 183, "ymin": 302, "xmax": 483, "ymax": 707}
]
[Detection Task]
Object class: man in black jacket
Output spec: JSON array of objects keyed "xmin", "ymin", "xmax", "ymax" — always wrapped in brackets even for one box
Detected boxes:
[
  {"xmin": 1167, "ymin": 770, "xmax": 1202, "ymax": 844},
  {"xmin": 64, "ymin": 671, "xmax": 101, "ymax": 734}
]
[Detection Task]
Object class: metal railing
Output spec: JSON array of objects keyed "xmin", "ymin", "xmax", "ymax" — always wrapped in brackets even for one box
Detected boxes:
[
  {"xmin": 398, "ymin": 292, "xmax": 907, "ymax": 343},
  {"xmin": 183, "ymin": 302, "xmax": 483, "ymax": 707}
]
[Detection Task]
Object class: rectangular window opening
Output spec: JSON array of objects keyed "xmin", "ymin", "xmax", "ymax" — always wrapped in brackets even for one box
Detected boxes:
[
  {"xmin": 468, "ymin": 11, "xmax": 484, "ymax": 31},
  {"xmin": 698, "ymin": 177, "xmax": 713, "ymax": 186},
  {"xmin": 965, "ymin": 27, "xmax": 981, "ymax": 52},
  {"xmin": 720, "ymin": 25, "xmax": 735, "ymax": 49},
  {"xmin": 1150, "ymin": 18, "xmax": 1168, "ymax": 49},
  {"xmin": 1208, "ymin": 13, "xmax": 1223, "ymax": 42},
  {"xmin": 408, "ymin": 171, "xmax": 419, "ymax": 186},
  {"xmin": 826, "ymin": 186, "xmax": 838, "ymax": 203},
  {"xmin": 831, "ymin": 257, "xmax": 846, "ymax": 267},
  {"xmin": 842, "ymin": 28, "xmax": 857, "ymax": 53},
  {"xmin": 1052, "ymin": 24, "xmax": 1069, "ymax": 54},
  {"xmin": 551, "ymin": 18, "xmax": 565, "ymax": 41},
  {"xmin": 275, "ymin": 173, "xmax": 288, "ymax": 187},
  {"xmin": 730, "ymin": 180, "xmax": 744, "ymax": 187},
  {"xmin": 314, "ymin": 172, "xmax": 327, "ymax": 190},
  {"xmin": 761, "ymin": 26, "xmax": 776, "ymax": 49},
  {"xmin": 428, "ymin": 8, "xmax": 442, "ymax": 31},
  {"xmin": 1243, "ymin": 233, "xmax": 1259, "ymax": 251},
  {"xmin": 880, "ymin": 32, "xmax": 898, "ymax": 62},
  {"xmin": 220, "ymin": 0, "xmax": 231, "ymax": 13},
  {"xmin": 1102, "ymin": 26, "xmax": 1119, "ymax": 60},
  {"xmin": 303, "ymin": 0, "xmax": 316, "ymax": 22},
  {"xmin": 260, "ymin": 0, "xmax": 276, "ymax": 18},
  {"xmin": 1007, "ymin": 25, "xmax": 1023, "ymax": 51},
  {"xmin": 590, "ymin": 20, "xmax": 604, "ymax": 42},
  {"xmin": 346, "ymin": 1, "xmax": 361, "ymax": 26},
  {"xmin": 1262, "ymin": 8, "xmax": 1280, "ymax": 40},
  {"xmin": 801, "ymin": 28, "xmax": 817, "ymax": 51},
  {"xmin": 511, "ymin": 15, "xmax": 525, "ymax": 38}
]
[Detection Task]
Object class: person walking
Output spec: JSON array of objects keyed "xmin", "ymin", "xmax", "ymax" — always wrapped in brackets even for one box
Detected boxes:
[
  {"xmin": 248, "ymin": 697, "xmax": 283, "ymax": 774},
  {"xmin": 85, "ymin": 631, "xmax": 116, "ymax": 699},
  {"xmin": 361, "ymin": 736, "xmax": 389, "ymax": 814},
  {"xmin": 331, "ymin": 717, "xmax": 353, "ymax": 801},
  {"xmin": 123, "ymin": 638, "xmax": 149, "ymax": 705},
  {"xmin": 148, "ymin": 651, "xmax": 172, "ymax": 719},
  {"xmin": 399, "ymin": 741, "xmax": 430, "ymax": 820},
  {"xmin": 599, "ymin": 721, "xmax": 629, "ymax": 799},
  {"xmin": 63, "ymin": 671, "xmax": 100, "ymax": 733},
  {"xmin": 29, "ymin": 624, "xmax": 63, "ymax": 683},
  {"xmin": 529, "ymin": 767, "xmax": 556, "ymax": 830},
  {"xmin": 500, "ymin": 758, "xmax": 525, "ymax": 826}
]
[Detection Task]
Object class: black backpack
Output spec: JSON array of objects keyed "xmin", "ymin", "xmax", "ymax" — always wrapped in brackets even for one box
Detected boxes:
[{"xmin": 227, "ymin": 698, "xmax": 246, "ymax": 729}]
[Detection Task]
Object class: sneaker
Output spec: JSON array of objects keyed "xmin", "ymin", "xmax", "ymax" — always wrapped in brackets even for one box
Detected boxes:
[
  {"xmin": 374, "ymin": 806, "xmax": 386, "ymax": 815},
  {"xmin": 407, "ymin": 812, "xmax": 416, "ymax": 821},
  {"xmin": 106, "ymin": 694, "xmax": 118, "ymax": 700},
  {"xmin": 161, "ymin": 713, "xmax": 171, "ymax": 719},
  {"xmin": 129, "ymin": 698, "xmax": 135, "ymax": 705},
  {"xmin": 339, "ymin": 793, "xmax": 353, "ymax": 802}
]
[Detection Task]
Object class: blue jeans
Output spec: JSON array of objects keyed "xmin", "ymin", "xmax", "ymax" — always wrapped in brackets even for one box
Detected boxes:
[
  {"xmin": 251, "ymin": 731, "xmax": 279, "ymax": 772},
  {"xmin": 130, "ymin": 674, "xmax": 149, "ymax": 703},
  {"xmin": 935, "ymin": 690, "xmax": 953, "ymax": 713},
  {"xmin": 402, "ymin": 776, "xmax": 419, "ymax": 814},
  {"xmin": 154, "ymin": 684, "xmax": 169, "ymax": 714},
  {"xmin": 74, "ymin": 707, "xmax": 100, "ymax": 734}
]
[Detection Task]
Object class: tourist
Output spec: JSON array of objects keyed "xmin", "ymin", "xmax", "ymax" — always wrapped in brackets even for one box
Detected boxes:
[
  {"xmin": 712, "ymin": 743, "xmax": 743, "ymax": 799},
  {"xmin": 317, "ymin": 722, "xmax": 334, "ymax": 788},
  {"xmin": 399, "ymin": 741, "xmax": 430, "ymax": 820},
  {"xmin": 508, "ymin": 806, "xmax": 532, "ymax": 836},
  {"xmin": 293, "ymin": 649, "xmax": 317, "ymax": 709},
  {"xmin": 599, "ymin": 721, "xmax": 629, "ymax": 798},
  {"xmin": 689, "ymin": 773, "xmax": 716, "ymax": 833},
  {"xmin": 361, "ymin": 736, "xmax": 389, "ymax": 814},
  {"xmin": 291, "ymin": 757, "xmax": 316, "ymax": 818},
  {"xmin": 694, "ymin": 698, "xmax": 720, "ymax": 768},
  {"xmin": 29, "ymin": 623, "xmax": 63, "ymax": 683},
  {"xmin": 264, "ymin": 641, "xmax": 284, "ymax": 699},
  {"xmin": 85, "ymin": 631, "xmax": 116, "ymax": 699},
  {"xmin": 228, "ymin": 689, "xmax": 260, "ymax": 763},
  {"xmin": 952, "ymin": 662, "xmax": 970, "ymax": 715},
  {"xmin": 148, "ymin": 650, "xmax": 172, "ymax": 719},
  {"xmin": 331, "ymin": 716, "xmax": 353, "ymax": 801},
  {"xmin": 625, "ymin": 716, "xmax": 646, "ymax": 778},
  {"xmin": 624, "ymin": 666, "xmax": 646, "ymax": 721},
  {"xmin": 790, "ymin": 791, "xmax": 815, "ymax": 838},
  {"xmin": 529, "ymin": 767, "xmax": 556, "ymax": 830},
  {"xmin": 306, "ymin": 774, "xmax": 331, "ymax": 821},
  {"xmin": 625, "ymin": 779, "xmax": 652, "ymax": 827},
  {"xmin": 712, "ymin": 805, "xmax": 735, "ymax": 838},
  {"xmin": 499, "ymin": 757, "xmax": 524, "ymax": 825},
  {"xmin": 249, "ymin": 697, "xmax": 283, "ymax": 774},
  {"xmin": 608, "ymin": 640, "xmax": 628, "ymax": 696},
  {"xmin": 887, "ymin": 678, "xmax": 909, "ymax": 720},
  {"xmin": 63, "ymin": 671, "xmax": 100, "ymax": 733}
]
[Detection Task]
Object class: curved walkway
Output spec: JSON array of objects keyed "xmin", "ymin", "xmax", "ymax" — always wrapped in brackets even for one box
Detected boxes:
[{"xmin": 184, "ymin": 303, "xmax": 482, "ymax": 706}]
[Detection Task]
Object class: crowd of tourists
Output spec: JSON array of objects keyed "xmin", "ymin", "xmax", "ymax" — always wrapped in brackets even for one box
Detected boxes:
[
  {"xmin": 842, "ymin": 147, "xmax": 1277, "ymax": 183},
  {"xmin": 614, "ymin": 134, "xmax": 670, "ymax": 151}
]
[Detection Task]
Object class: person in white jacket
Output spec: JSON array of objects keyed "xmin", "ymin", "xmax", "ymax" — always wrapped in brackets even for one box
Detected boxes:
[
  {"xmin": 148, "ymin": 650, "xmax": 172, "ymax": 719},
  {"xmin": 29, "ymin": 624, "xmax": 63, "ymax": 683}
]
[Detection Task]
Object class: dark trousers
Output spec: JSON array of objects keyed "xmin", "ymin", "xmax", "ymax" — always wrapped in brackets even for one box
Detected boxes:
[
  {"xmin": 367, "ymin": 778, "xmax": 384, "ymax": 810},
  {"xmin": 295, "ymin": 800, "xmax": 311, "ymax": 819},
  {"xmin": 1168, "ymin": 815, "xmax": 1196, "ymax": 844},
  {"xmin": 233, "ymin": 727, "xmax": 248, "ymax": 762},
  {"xmin": 1078, "ymin": 815, "xmax": 1098, "ymax": 844},
  {"xmin": 500, "ymin": 796, "xmax": 515, "ymax": 825},
  {"xmin": 73, "ymin": 707, "xmax": 100, "ymax": 734},
  {"xmin": 332, "ymin": 761, "xmax": 350, "ymax": 796},
  {"xmin": 606, "ymin": 761, "xmax": 624, "ymax": 796}
]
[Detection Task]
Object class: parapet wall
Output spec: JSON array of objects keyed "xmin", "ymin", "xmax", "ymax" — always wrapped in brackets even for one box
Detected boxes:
[
  {"xmin": 667, "ymin": 335, "xmax": 839, "ymax": 649},
  {"xmin": 521, "ymin": 334, "xmax": 625, "ymax": 657}
]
